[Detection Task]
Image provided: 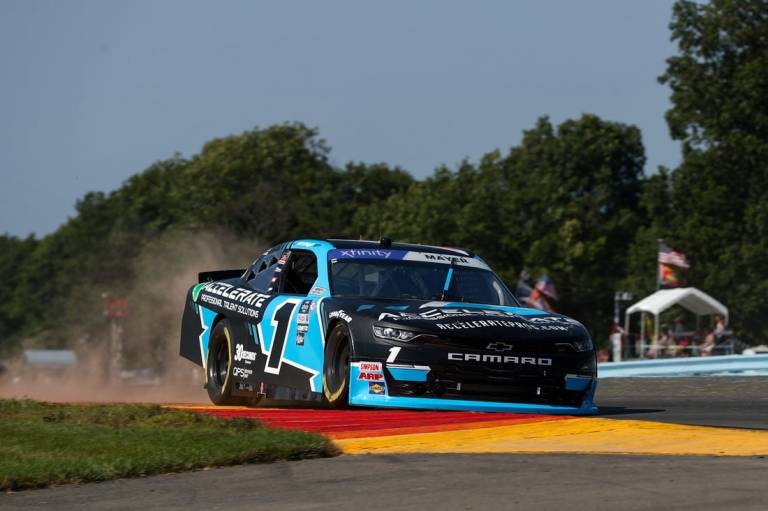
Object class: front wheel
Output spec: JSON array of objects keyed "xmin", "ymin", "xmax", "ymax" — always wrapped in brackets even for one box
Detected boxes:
[{"xmin": 323, "ymin": 323, "xmax": 351, "ymax": 408}]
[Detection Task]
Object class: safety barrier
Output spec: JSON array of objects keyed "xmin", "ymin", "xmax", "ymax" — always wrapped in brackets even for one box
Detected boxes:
[{"xmin": 598, "ymin": 354, "xmax": 768, "ymax": 378}]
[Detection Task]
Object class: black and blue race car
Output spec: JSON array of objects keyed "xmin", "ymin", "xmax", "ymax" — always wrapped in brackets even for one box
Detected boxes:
[{"xmin": 179, "ymin": 239, "xmax": 597, "ymax": 414}]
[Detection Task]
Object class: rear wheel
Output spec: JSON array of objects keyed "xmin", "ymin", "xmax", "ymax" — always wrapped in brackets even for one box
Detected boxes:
[
  {"xmin": 323, "ymin": 323, "xmax": 351, "ymax": 408},
  {"xmin": 206, "ymin": 319, "xmax": 251, "ymax": 406}
]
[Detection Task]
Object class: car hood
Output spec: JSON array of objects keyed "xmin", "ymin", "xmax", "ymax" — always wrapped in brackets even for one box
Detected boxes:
[{"xmin": 326, "ymin": 297, "xmax": 590, "ymax": 343}]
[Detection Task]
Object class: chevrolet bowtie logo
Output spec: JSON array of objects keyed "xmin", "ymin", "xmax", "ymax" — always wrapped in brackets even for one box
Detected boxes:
[{"xmin": 486, "ymin": 342, "xmax": 513, "ymax": 352}]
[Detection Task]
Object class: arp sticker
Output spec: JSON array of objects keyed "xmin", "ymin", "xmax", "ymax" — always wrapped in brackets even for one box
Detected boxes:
[{"xmin": 358, "ymin": 371, "xmax": 384, "ymax": 381}]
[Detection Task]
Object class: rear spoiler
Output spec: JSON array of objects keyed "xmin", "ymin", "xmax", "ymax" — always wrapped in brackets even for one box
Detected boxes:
[{"xmin": 198, "ymin": 269, "xmax": 246, "ymax": 283}]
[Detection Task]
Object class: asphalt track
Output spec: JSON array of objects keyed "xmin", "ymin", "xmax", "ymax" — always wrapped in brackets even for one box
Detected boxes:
[
  {"xmin": 3, "ymin": 377, "xmax": 768, "ymax": 510},
  {"xmin": 596, "ymin": 377, "xmax": 768, "ymax": 429}
]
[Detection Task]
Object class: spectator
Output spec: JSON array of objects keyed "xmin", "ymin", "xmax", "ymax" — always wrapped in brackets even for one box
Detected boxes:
[
  {"xmin": 700, "ymin": 328, "xmax": 716, "ymax": 356},
  {"xmin": 658, "ymin": 327, "xmax": 672, "ymax": 357},
  {"xmin": 646, "ymin": 328, "xmax": 672, "ymax": 358},
  {"xmin": 714, "ymin": 315, "xmax": 725, "ymax": 339}
]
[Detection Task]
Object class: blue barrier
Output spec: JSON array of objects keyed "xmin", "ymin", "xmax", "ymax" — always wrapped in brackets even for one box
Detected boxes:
[{"xmin": 598, "ymin": 354, "xmax": 768, "ymax": 378}]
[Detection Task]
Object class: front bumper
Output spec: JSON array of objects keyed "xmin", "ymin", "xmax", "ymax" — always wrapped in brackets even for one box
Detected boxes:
[{"xmin": 349, "ymin": 361, "xmax": 598, "ymax": 415}]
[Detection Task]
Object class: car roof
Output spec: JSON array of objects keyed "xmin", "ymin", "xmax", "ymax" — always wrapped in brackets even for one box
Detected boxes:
[{"xmin": 325, "ymin": 239, "xmax": 472, "ymax": 257}]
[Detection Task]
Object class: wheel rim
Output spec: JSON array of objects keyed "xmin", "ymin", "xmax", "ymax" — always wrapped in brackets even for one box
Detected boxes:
[
  {"xmin": 327, "ymin": 332, "xmax": 350, "ymax": 394},
  {"xmin": 211, "ymin": 336, "xmax": 229, "ymax": 387}
]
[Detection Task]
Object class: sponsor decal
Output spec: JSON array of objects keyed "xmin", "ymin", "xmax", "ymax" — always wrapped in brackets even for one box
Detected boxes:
[
  {"xmin": 329, "ymin": 310, "xmax": 352, "ymax": 323},
  {"xmin": 359, "ymin": 362, "xmax": 383, "ymax": 371},
  {"xmin": 527, "ymin": 316, "xmax": 581, "ymax": 325},
  {"xmin": 358, "ymin": 371, "xmax": 384, "ymax": 381},
  {"xmin": 200, "ymin": 294, "xmax": 223, "ymax": 307},
  {"xmin": 328, "ymin": 249, "xmax": 490, "ymax": 270},
  {"xmin": 198, "ymin": 282, "xmax": 269, "ymax": 307},
  {"xmin": 402, "ymin": 251, "xmax": 490, "ymax": 269},
  {"xmin": 296, "ymin": 299, "xmax": 312, "ymax": 346},
  {"xmin": 192, "ymin": 282, "xmax": 207, "ymax": 301},
  {"xmin": 232, "ymin": 367, "xmax": 253, "ymax": 378},
  {"xmin": 377, "ymin": 308, "xmax": 576, "ymax": 332},
  {"xmin": 448, "ymin": 352, "xmax": 552, "ymax": 366},
  {"xmin": 368, "ymin": 382, "xmax": 386, "ymax": 395},
  {"xmin": 196, "ymin": 282, "xmax": 271, "ymax": 320},
  {"xmin": 422, "ymin": 253, "xmax": 470, "ymax": 264},
  {"xmin": 436, "ymin": 320, "xmax": 568, "ymax": 332},
  {"xmin": 379, "ymin": 308, "xmax": 523, "ymax": 322},
  {"xmin": 234, "ymin": 344, "xmax": 257, "ymax": 363},
  {"xmin": 330, "ymin": 249, "xmax": 400, "ymax": 260},
  {"xmin": 357, "ymin": 361, "xmax": 384, "ymax": 381},
  {"xmin": 309, "ymin": 286, "xmax": 327, "ymax": 296}
]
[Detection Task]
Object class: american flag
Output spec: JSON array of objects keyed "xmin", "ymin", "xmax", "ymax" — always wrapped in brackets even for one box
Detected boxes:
[
  {"xmin": 658, "ymin": 241, "xmax": 689, "ymax": 269},
  {"xmin": 535, "ymin": 273, "xmax": 559, "ymax": 300},
  {"xmin": 528, "ymin": 287, "xmax": 555, "ymax": 313}
]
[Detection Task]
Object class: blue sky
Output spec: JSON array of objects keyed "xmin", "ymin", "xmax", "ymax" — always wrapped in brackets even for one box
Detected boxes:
[{"xmin": 0, "ymin": 0, "xmax": 679, "ymax": 237}]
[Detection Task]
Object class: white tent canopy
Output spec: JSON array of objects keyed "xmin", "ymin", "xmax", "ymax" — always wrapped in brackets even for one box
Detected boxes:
[
  {"xmin": 626, "ymin": 287, "xmax": 728, "ymax": 322},
  {"xmin": 624, "ymin": 287, "xmax": 729, "ymax": 356}
]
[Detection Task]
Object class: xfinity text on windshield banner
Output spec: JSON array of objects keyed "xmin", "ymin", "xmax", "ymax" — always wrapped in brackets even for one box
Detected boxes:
[{"xmin": 328, "ymin": 249, "xmax": 490, "ymax": 270}]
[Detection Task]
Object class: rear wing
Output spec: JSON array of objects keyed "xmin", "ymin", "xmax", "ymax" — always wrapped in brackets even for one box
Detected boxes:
[{"xmin": 198, "ymin": 269, "xmax": 246, "ymax": 283}]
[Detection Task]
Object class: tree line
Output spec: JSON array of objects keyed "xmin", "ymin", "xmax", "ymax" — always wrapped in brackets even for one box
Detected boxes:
[{"xmin": 1, "ymin": 0, "xmax": 766, "ymax": 352}]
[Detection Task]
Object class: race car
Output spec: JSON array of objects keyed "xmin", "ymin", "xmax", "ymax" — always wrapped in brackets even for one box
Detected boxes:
[{"xmin": 179, "ymin": 239, "xmax": 597, "ymax": 414}]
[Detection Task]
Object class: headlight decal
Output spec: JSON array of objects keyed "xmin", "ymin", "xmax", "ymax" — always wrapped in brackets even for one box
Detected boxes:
[{"xmin": 372, "ymin": 325, "xmax": 418, "ymax": 342}]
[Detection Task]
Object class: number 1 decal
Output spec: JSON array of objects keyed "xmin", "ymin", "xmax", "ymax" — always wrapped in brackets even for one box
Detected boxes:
[
  {"xmin": 264, "ymin": 302, "xmax": 297, "ymax": 374},
  {"xmin": 387, "ymin": 346, "xmax": 401, "ymax": 363}
]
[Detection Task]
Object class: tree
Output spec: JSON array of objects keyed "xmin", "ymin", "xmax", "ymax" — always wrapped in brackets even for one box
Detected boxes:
[
  {"xmin": 503, "ymin": 115, "xmax": 646, "ymax": 342},
  {"xmin": 3, "ymin": 123, "xmax": 417, "ymax": 347},
  {"xmin": 359, "ymin": 115, "xmax": 647, "ymax": 343},
  {"xmin": 660, "ymin": 0, "xmax": 768, "ymax": 342},
  {"xmin": 0, "ymin": 234, "xmax": 37, "ymax": 352}
]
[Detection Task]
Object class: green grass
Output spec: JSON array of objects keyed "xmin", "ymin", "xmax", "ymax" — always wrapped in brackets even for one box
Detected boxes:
[{"xmin": 0, "ymin": 399, "xmax": 338, "ymax": 491}]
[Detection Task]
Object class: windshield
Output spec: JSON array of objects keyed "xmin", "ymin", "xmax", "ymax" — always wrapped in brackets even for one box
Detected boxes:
[{"xmin": 329, "ymin": 259, "xmax": 518, "ymax": 306}]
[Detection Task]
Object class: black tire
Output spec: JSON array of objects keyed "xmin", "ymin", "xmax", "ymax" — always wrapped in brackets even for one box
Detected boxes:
[
  {"xmin": 206, "ymin": 319, "xmax": 249, "ymax": 406},
  {"xmin": 323, "ymin": 323, "xmax": 352, "ymax": 408}
]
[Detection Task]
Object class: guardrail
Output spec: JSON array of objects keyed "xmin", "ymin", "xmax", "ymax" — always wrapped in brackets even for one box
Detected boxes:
[{"xmin": 598, "ymin": 354, "xmax": 768, "ymax": 378}]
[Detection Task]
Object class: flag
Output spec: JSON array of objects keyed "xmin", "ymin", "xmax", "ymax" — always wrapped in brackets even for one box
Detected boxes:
[
  {"xmin": 527, "ymin": 287, "xmax": 555, "ymax": 313},
  {"xmin": 515, "ymin": 269, "xmax": 534, "ymax": 303},
  {"xmin": 658, "ymin": 262, "xmax": 680, "ymax": 287},
  {"xmin": 658, "ymin": 241, "xmax": 689, "ymax": 268},
  {"xmin": 535, "ymin": 273, "xmax": 559, "ymax": 300}
]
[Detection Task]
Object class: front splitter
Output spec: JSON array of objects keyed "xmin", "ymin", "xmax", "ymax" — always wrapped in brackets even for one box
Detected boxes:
[
  {"xmin": 349, "ymin": 393, "xmax": 596, "ymax": 415},
  {"xmin": 350, "ymin": 362, "xmax": 597, "ymax": 415}
]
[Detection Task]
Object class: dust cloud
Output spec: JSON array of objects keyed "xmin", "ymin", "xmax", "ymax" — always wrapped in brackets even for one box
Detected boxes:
[{"xmin": 0, "ymin": 230, "xmax": 263, "ymax": 404}]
